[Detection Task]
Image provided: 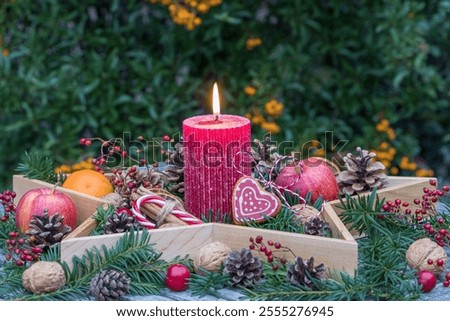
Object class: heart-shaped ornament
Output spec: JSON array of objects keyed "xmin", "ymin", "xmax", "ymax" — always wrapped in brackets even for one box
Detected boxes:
[{"xmin": 232, "ymin": 176, "xmax": 281, "ymax": 225}]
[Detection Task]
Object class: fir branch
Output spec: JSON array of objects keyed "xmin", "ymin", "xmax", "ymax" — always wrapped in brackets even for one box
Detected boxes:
[
  {"xmin": 90, "ymin": 204, "xmax": 116, "ymax": 236},
  {"xmin": 9, "ymin": 229, "xmax": 165, "ymax": 300},
  {"xmin": 0, "ymin": 264, "xmax": 26, "ymax": 300},
  {"xmin": 244, "ymin": 207, "xmax": 304, "ymax": 234},
  {"xmin": 0, "ymin": 218, "xmax": 16, "ymax": 252},
  {"xmin": 189, "ymin": 267, "xmax": 230, "ymax": 298},
  {"xmin": 15, "ymin": 151, "xmax": 66, "ymax": 184}
]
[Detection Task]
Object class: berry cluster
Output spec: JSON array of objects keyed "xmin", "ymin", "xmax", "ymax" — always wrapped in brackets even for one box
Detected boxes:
[
  {"xmin": 444, "ymin": 272, "xmax": 450, "ymax": 288},
  {"xmin": 109, "ymin": 166, "xmax": 157, "ymax": 197},
  {"xmin": 79, "ymin": 134, "xmax": 173, "ymax": 172},
  {"xmin": 249, "ymin": 235, "xmax": 295, "ymax": 271},
  {"xmin": 426, "ymin": 257, "xmax": 446, "ymax": 268},
  {"xmin": 5, "ymin": 231, "xmax": 42, "ymax": 267},
  {"xmin": 382, "ymin": 180, "xmax": 450, "ymax": 245},
  {"xmin": 0, "ymin": 190, "xmax": 16, "ymax": 222}
]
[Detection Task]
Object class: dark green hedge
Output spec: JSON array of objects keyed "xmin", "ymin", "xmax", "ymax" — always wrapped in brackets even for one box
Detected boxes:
[{"xmin": 0, "ymin": 0, "xmax": 449, "ymax": 188}]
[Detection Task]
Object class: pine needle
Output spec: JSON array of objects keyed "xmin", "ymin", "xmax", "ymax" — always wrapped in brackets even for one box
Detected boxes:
[{"xmin": 16, "ymin": 151, "xmax": 66, "ymax": 184}]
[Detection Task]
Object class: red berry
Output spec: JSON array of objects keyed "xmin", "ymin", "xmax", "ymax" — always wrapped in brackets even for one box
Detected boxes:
[
  {"xmin": 416, "ymin": 216, "xmax": 423, "ymax": 221},
  {"xmin": 265, "ymin": 249, "xmax": 272, "ymax": 256},
  {"xmin": 274, "ymin": 242, "xmax": 281, "ymax": 249},
  {"xmin": 437, "ymin": 259, "xmax": 444, "ymax": 266},
  {"xmin": 427, "ymin": 259, "xmax": 434, "ymax": 265},
  {"xmin": 280, "ymin": 257, "xmax": 287, "ymax": 264},
  {"xmin": 431, "ymin": 196, "xmax": 438, "ymax": 203},
  {"xmin": 260, "ymin": 246, "xmax": 267, "ymax": 252},
  {"xmin": 443, "ymin": 185, "xmax": 449, "ymax": 192},
  {"xmin": 272, "ymin": 265, "xmax": 279, "ymax": 271},
  {"xmin": 387, "ymin": 201, "xmax": 394, "ymax": 207},
  {"xmin": 255, "ymin": 236, "xmax": 263, "ymax": 244},
  {"xmin": 402, "ymin": 202, "xmax": 409, "ymax": 207},
  {"xmin": 439, "ymin": 229, "xmax": 447, "ymax": 235},
  {"xmin": 395, "ymin": 199, "xmax": 402, "ymax": 206},
  {"xmin": 418, "ymin": 270, "xmax": 437, "ymax": 293},
  {"xmin": 436, "ymin": 235, "xmax": 442, "ymax": 241},
  {"xmin": 438, "ymin": 218, "xmax": 445, "ymax": 224},
  {"xmin": 424, "ymin": 223, "xmax": 431, "ymax": 230},
  {"xmin": 163, "ymin": 135, "xmax": 170, "ymax": 142},
  {"xmin": 249, "ymin": 237, "xmax": 254, "ymax": 243},
  {"xmin": 121, "ymin": 150, "xmax": 128, "ymax": 157},
  {"xmin": 267, "ymin": 255, "xmax": 274, "ymax": 263},
  {"xmin": 429, "ymin": 228, "xmax": 435, "ymax": 234},
  {"xmin": 267, "ymin": 240, "xmax": 274, "ymax": 246},
  {"xmin": 405, "ymin": 209, "xmax": 412, "ymax": 215},
  {"xmin": 79, "ymin": 138, "xmax": 87, "ymax": 145},
  {"xmin": 382, "ymin": 204, "xmax": 390, "ymax": 211},
  {"xmin": 445, "ymin": 272, "xmax": 450, "ymax": 281},
  {"xmin": 423, "ymin": 188, "xmax": 429, "ymax": 194},
  {"xmin": 15, "ymin": 260, "xmax": 24, "ymax": 267},
  {"xmin": 5, "ymin": 254, "xmax": 11, "ymax": 261},
  {"xmin": 165, "ymin": 264, "xmax": 190, "ymax": 292},
  {"xmin": 429, "ymin": 179, "xmax": 437, "ymax": 186},
  {"xmin": 249, "ymin": 244, "xmax": 255, "ymax": 250},
  {"xmin": 414, "ymin": 199, "xmax": 421, "ymax": 205},
  {"xmin": 444, "ymin": 281, "xmax": 450, "ymax": 288},
  {"xmin": 84, "ymin": 139, "xmax": 92, "ymax": 147},
  {"xmin": 138, "ymin": 135, "xmax": 145, "ymax": 141},
  {"xmin": 140, "ymin": 159, "xmax": 147, "ymax": 165},
  {"xmin": 437, "ymin": 190, "xmax": 444, "ymax": 197}
]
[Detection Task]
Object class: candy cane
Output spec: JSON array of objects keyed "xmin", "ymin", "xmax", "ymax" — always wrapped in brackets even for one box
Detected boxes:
[
  {"xmin": 130, "ymin": 201, "xmax": 156, "ymax": 229},
  {"xmin": 134, "ymin": 194, "xmax": 203, "ymax": 225}
]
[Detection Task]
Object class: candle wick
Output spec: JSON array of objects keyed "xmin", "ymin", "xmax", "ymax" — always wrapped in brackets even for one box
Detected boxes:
[{"xmin": 215, "ymin": 115, "xmax": 219, "ymax": 121}]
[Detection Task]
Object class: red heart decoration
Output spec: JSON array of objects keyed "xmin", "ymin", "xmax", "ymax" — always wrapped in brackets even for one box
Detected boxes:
[{"xmin": 232, "ymin": 177, "xmax": 281, "ymax": 225}]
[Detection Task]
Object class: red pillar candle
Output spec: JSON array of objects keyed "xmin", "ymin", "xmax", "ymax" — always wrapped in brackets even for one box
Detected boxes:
[{"xmin": 183, "ymin": 85, "xmax": 251, "ymax": 219}]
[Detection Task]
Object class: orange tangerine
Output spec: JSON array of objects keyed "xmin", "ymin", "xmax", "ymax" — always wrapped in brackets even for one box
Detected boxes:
[{"xmin": 62, "ymin": 169, "xmax": 113, "ymax": 198}]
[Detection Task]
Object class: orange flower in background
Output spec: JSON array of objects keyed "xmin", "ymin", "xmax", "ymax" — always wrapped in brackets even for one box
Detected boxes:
[
  {"xmin": 261, "ymin": 121, "xmax": 280, "ymax": 134},
  {"xmin": 264, "ymin": 99, "xmax": 284, "ymax": 117},
  {"xmin": 244, "ymin": 86, "xmax": 257, "ymax": 96},
  {"xmin": 390, "ymin": 166, "xmax": 399, "ymax": 175},
  {"xmin": 415, "ymin": 168, "xmax": 434, "ymax": 177},
  {"xmin": 2, "ymin": 49, "xmax": 9, "ymax": 57},
  {"xmin": 246, "ymin": 37, "xmax": 262, "ymax": 50},
  {"xmin": 251, "ymin": 114, "xmax": 265, "ymax": 126}
]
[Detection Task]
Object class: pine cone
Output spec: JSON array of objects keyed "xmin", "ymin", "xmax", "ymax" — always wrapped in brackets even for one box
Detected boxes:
[
  {"xmin": 304, "ymin": 217, "xmax": 331, "ymax": 237},
  {"xmin": 89, "ymin": 269, "xmax": 130, "ymax": 301},
  {"xmin": 337, "ymin": 147, "xmax": 388, "ymax": 195},
  {"xmin": 109, "ymin": 166, "xmax": 168, "ymax": 207},
  {"xmin": 252, "ymin": 137, "xmax": 284, "ymax": 180},
  {"xmin": 286, "ymin": 256, "xmax": 328, "ymax": 289},
  {"xmin": 26, "ymin": 209, "xmax": 72, "ymax": 248},
  {"xmin": 103, "ymin": 211, "xmax": 139, "ymax": 234},
  {"xmin": 164, "ymin": 142, "xmax": 185, "ymax": 194},
  {"xmin": 223, "ymin": 248, "xmax": 263, "ymax": 287}
]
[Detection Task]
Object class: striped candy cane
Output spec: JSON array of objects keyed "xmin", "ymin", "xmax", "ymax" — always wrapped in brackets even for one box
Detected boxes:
[
  {"xmin": 133, "ymin": 194, "xmax": 203, "ymax": 225},
  {"xmin": 130, "ymin": 202, "xmax": 156, "ymax": 229}
]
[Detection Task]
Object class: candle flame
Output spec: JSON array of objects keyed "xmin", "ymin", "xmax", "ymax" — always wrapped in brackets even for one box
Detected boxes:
[{"xmin": 213, "ymin": 82, "xmax": 220, "ymax": 116}]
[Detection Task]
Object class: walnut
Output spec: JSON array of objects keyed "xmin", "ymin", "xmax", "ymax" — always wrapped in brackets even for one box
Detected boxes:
[
  {"xmin": 406, "ymin": 238, "xmax": 447, "ymax": 275},
  {"xmin": 22, "ymin": 261, "xmax": 66, "ymax": 294},
  {"xmin": 292, "ymin": 204, "xmax": 320, "ymax": 223},
  {"xmin": 194, "ymin": 241, "xmax": 232, "ymax": 274}
]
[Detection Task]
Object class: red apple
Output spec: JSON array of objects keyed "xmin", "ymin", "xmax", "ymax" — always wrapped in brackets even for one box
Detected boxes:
[
  {"xmin": 15, "ymin": 188, "xmax": 77, "ymax": 232},
  {"xmin": 418, "ymin": 270, "xmax": 437, "ymax": 293},
  {"xmin": 275, "ymin": 157, "xmax": 339, "ymax": 203}
]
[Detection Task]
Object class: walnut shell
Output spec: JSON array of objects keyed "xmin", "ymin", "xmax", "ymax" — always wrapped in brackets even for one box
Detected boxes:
[
  {"xmin": 292, "ymin": 204, "xmax": 320, "ymax": 223},
  {"xmin": 22, "ymin": 261, "xmax": 66, "ymax": 294},
  {"xmin": 194, "ymin": 241, "xmax": 232, "ymax": 274},
  {"xmin": 406, "ymin": 238, "xmax": 447, "ymax": 275}
]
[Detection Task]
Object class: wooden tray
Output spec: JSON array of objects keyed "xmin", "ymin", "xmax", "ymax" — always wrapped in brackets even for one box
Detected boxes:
[{"xmin": 13, "ymin": 174, "xmax": 360, "ymax": 274}]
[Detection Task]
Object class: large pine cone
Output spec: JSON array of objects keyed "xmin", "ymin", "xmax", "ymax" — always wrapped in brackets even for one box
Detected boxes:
[
  {"xmin": 304, "ymin": 217, "xmax": 331, "ymax": 237},
  {"xmin": 103, "ymin": 211, "xmax": 139, "ymax": 234},
  {"xmin": 286, "ymin": 256, "xmax": 328, "ymax": 289},
  {"xmin": 337, "ymin": 147, "xmax": 388, "ymax": 195},
  {"xmin": 89, "ymin": 269, "xmax": 130, "ymax": 301},
  {"xmin": 27, "ymin": 209, "xmax": 72, "ymax": 248},
  {"xmin": 223, "ymin": 248, "xmax": 263, "ymax": 288}
]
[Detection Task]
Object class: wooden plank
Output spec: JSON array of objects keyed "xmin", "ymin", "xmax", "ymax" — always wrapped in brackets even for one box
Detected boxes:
[
  {"xmin": 212, "ymin": 223, "xmax": 358, "ymax": 274},
  {"xmin": 13, "ymin": 175, "xmax": 107, "ymax": 225},
  {"xmin": 61, "ymin": 224, "xmax": 214, "ymax": 267}
]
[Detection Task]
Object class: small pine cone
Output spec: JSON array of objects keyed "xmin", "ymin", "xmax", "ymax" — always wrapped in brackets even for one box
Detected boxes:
[
  {"xmin": 167, "ymin": 142, "xmax": 184, "ymax": 167},
  {"xmin": 337, "ymin": 147, "xmax": 388, "ymax": 195},
  {"xmin": 164, "ymin": 165, "xmax": 185, "ymax": 194},
  {"xmin": 89, "ymin": 269, "xmax": 130, "ymax": 301},
  {"xmin": 103, "ymin": 212, "xmax": 139, "ymax": 234},
  {"xmin": 286, "ymin": 256, "xmax": 328, "ymax": 289},
  {"xmin": 27, "ymin": 209, "xmax": 72, "ymax": 248},
  {"xmin": 223, "ymin": 248, "xmax": 263, "ymax": 288},
  {"xmin": 304, "ymin": 217, "xmax": 331, "ymax": 237}
]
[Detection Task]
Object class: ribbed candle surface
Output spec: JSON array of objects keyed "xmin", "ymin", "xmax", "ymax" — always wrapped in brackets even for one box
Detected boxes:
[{"xmin": 183, "ymin": 114, "xmax": 251, "ymax": 219}]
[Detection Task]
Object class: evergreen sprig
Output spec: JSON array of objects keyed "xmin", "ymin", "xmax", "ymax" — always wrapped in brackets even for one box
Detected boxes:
[
  {"xmin": 244, "ymin": 207, "xmax": 304, "ymax": 234},
  {"xmin": 15, "ymin": 151, "xmax": 66, "ymax": 184},
  {"xmin": 189, "ymin": 267, "xmax": 230, "ymax": 298},
  {"xmin": 91, "ymin": 204, "xmax": 116, "ymax": 236},
  {"xmin": 8, "ymin": 229, "xmax": 165, "ymax": 300}
]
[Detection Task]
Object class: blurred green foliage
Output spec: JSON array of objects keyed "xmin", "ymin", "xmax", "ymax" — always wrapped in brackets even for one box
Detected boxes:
[{"xmin": 0, "ymin": 0, "xmax": 449, "ymax": 189}]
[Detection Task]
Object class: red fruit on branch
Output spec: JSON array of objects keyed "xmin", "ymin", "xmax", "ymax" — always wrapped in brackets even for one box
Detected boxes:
[
  {"xmin": 418, "ymin": 270, "xmax": 437, "ymax": 293},
  {"xmin": 275, "ymin": 157, "xmax": 339, "ymax": 202},
  {"xmin": 15, "ymin": 188, "xmax": 77, "ymax": 233},
  {"xmin": 165, "ymin": 264, "xmax": 190, "ymax": 292}
]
